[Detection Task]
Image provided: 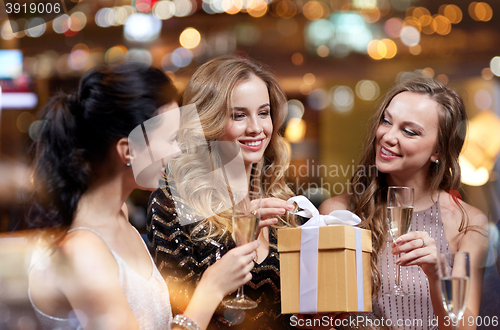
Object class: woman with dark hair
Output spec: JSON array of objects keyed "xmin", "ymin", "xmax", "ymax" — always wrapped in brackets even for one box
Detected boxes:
[
  {"xmin": 320, "ymin": 74, "xmax": 489, "ymax": 330},
  {"xmin": 147, "ymin": 55, "xmax": 297, "ymax": 329},
  {"xmin": 28, "ymin": 62, "xmax": 259, "ymax": 330}
]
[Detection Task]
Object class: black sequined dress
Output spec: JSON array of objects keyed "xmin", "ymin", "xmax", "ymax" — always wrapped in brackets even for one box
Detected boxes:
[{"xmin": 146, "ymin": 185, "xmax": 295, "ymax": 330}]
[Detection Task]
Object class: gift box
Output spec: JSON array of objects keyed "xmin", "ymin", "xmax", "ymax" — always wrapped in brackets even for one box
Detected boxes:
[{"xmin": 278, "ymin": 196, "xmax": 372, "ymax": 314}]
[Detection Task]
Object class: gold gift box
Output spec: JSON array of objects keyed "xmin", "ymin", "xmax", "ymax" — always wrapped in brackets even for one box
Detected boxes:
[{"xmin": 278, "ymin": 225, "xmax": 372, "ymax": 314}]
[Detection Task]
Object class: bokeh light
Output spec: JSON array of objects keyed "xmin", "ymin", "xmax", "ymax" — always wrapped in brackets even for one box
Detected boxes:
[
  {"xmin": 433, "ymin": 15, "xmax": 451, "ymax": 35},
  {"xmin": 17, "ymin": 112, "xmax": 34, "ymax": 133},
  {"xmin": 105, "ymin": 45, "xmax": 128, "ymax": 64},
  {"xmin": 436, "ymin": 74, "xmax": 449, "ymax": 84},
  {"xmin": 53, "ymin": 14, "xmax": 70, "ymax": 34},
  {"xmin": 422, "ymin": 67, "xmax": 434, "ymax": 78},
  {"xmin": 127, "ymin": 49, "xmax": 153, "ymax": 65},
  {"xmin": 355, "ymin": 80, "xmax": 380, "ymax": 101},
  {"xmin": 481, "ymin": 68, "xmax": 494, "ymax": 80},
  {"xmin": 384, "ymin": 18, "xmax": 403, "ymax": 38},
  {"xmin": 474, "ymin": 89, "xmax": 492, "ymax": 110},
  {"xmin": 180, "ymin": 28, "xmax": 201, "ymax": 49},
  {"xmin": 291, "ymin": 53, "xmax": 304, "ymax": 65},
  {"xmin": 173, "ymin": 0, "xmax": 194, "ymax": 17},
  {"xmin": 95, "ymin": 8, "xmax": 115, "ymax": 27},
  {"xmin": 308, "ymin": 89, "xmax": 328, "ymax": 110},
  {"xmin": 303, "ymin": 73, "xmax": 316, "ymax": 86},
  {"xmin": 469, "ymin": 2, "xmax": 493, "ymax": 22},
  {"xmin": 287, "ymin": 99, "xmax": 305, "ymax": 119},
  {"xmin": 153, "ymin": 1, "xmax": 175, "ymax": 20},
  {"xmin": 69, "ymin": 12, "xmax": 87, "ymax": 32},
  {"xmin": 440, "ymin": 4, "xmax": 462, "ymax": 24},
  {"xmin": 490, "ymin": 56, "xmax": 500, "ymax": 77},
  {"xmin": 171, "ymin": 47, "xmax": 193, "ymax": 67},
  {"xmin": 26, "ymin": 18, "xmax": 46, "ymax": 38},
  {"xmin": 1, "ymin": 21, "xmax": 17, "ymax": 40},
  {"xmin": 124, "ymin": 13, "xmax": 162, "ymax": 42},
  {"xmin": 329, "ymin": 85, "xmax": 354, "ymax": 113},
  {"xmin": 317, "ymin": 45, "xmax": 329, "ymax": 57},
  {"xmin": 400, "ymin": 25, "xmax": 420, "ymax": 46}
]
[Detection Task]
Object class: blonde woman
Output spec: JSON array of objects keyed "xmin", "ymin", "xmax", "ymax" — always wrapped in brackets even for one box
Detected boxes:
[
  {"xmin": 320, "ymin": 74, "xmax": 489, "ymax": 330},
  {"xmin": 147, "ymin": 55, "xmax": 298, "ymax": 329}
]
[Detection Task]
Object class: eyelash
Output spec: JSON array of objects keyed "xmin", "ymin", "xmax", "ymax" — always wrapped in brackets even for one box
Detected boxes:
[
  {"xmin": 382, "ymin": 117, "xmax": 419, "ymax": 136},
  {"xmin": 231, "ymin": 110, "xmax": 270, "ymax": 120}
]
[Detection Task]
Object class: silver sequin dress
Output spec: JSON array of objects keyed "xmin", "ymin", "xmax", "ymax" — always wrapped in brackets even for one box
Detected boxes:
[{"xmin": 373, "ymin": 195, "xmax": 451, "ymax": 330}]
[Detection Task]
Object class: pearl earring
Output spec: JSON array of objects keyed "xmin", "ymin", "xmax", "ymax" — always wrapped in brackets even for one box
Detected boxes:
[
  {"xmin": 435, "ymin": 159, "xmax": 439, "ymax": 164},
  {"xmin": 127, "ymin": 162, "xmax": 131, "ymax": 167}
]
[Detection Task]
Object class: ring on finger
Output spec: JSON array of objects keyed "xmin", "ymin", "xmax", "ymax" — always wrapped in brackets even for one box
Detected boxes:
[
  {"xmin": 420, "ymin": 237, "xmax": 426, "ymax": 248},
  {"xmin": 251, "ymin": 210, "xmax": 258, "ymax": 216}
]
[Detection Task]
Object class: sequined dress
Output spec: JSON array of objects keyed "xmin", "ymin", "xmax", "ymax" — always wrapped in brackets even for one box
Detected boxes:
[
  {"xmin": 373, "ymin": 195, "xmax": 451, "ymax": 330},
  {"xmin": 147, "ymin": 185, "xmax": 294, "ymax": 330}
]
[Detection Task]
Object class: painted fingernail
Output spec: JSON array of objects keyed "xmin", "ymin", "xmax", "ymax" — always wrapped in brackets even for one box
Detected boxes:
[
  {"xmin": 396, "ymin": 238, "xmax": 402, "ymax": 244},
  {"xmin": 396, "ymin": 259, "xmax": 401, "ymax": 265}
]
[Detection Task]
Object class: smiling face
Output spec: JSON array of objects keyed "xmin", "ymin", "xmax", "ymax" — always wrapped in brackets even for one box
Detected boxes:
[
  {"xmin": 375, "ymin": 91, "xmax": 440, "ymax": 183},
  {"xmin": 220, "ymin": 74, "xmax": 273, "ymax": 167}
]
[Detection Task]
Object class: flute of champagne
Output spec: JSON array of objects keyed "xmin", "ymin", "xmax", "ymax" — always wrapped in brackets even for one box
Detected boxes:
[
  {"xmin": 438, "ymin": 252, "xmax": 471, "ymax": 330},
  {"xmin": 222, "ymin": 191, "xmax": 261, "ymax": 309},
  {"xmin": 386, "ymin": 186, "xmax": 414, "ymax": 296}
]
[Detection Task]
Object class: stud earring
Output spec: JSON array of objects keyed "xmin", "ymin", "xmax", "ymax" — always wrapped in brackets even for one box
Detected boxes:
[
  {"xmin": 126, "ymin": 162, "xmax": 131, "ymax": 167},
  {"xmin": 435, "ymin": 159, "xmax": 439, "ymax": 164}
]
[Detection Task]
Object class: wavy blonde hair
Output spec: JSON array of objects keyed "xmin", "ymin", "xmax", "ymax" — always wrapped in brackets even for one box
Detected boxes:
[
  {"xmin": 349, "ymin": 73, "xmax": 468, "ymax": 298},
  {"xmin": 168, "ymin": 55, "xmax": 297, "ymax": 242}
]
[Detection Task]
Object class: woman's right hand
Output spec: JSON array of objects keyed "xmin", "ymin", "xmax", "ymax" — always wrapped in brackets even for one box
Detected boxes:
[
  {"xmin": 253, "ymin": 197, "xmax": 295, "ymax": 237},
  {"xmin": 199, "ymin": 240, "xmax": 260, "ymax": 299}
]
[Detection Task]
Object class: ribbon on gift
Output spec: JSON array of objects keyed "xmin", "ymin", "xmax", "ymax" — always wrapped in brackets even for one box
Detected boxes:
[{"xmin": 287, "ymin": 195, "xmax": 365, "ymax": 313}]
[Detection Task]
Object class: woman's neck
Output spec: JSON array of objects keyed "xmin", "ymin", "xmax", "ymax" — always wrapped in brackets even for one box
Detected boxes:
[{"xmin": 73, "ymin": 171, "xmax": 133, "ymax": 229}]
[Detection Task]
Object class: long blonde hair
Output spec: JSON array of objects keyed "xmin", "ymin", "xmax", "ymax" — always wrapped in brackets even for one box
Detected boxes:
[
  {"xmin": 349, "ymin": 73, "xmax": 468, "ymax": 297},
  {"xmin": 168, "ymin": 55, "xmax": 296, "ymax": 241}
]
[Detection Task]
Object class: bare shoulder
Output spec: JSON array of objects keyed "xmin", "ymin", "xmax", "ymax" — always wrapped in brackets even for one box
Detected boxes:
[
  {"xmin": 440, "ymin": 191, "xmax": 488, "ymax": 229},
  {"xmin": 319, "ymin": 193, "xmax": 351, "ymax": 214},
  {"xmin": 56, "ymin": 230, "xmax": 119, "ymax": 285}
]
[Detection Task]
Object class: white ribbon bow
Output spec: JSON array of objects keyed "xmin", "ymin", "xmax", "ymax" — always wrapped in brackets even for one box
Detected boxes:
[{"xmin": 287, "ymin": 195, "xmax": 361, "ymax": 227}]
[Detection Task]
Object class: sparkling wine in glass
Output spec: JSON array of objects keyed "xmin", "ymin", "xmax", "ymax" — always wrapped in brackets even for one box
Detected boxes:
[
  {"xmin": 222, "ymin": 191, "xmax": 261, "ymax": 309},
  {"xmin": 386, "ymin": 186, "xmax": 414, "ymax": 296},
  {"xmin": 438, "ymin": 252, "xmax": 471, "ymax": 330}
]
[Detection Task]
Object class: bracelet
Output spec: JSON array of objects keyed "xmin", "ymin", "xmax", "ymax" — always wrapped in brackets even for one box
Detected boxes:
[{"xmin": 171, "ymin": 314, "xmax": 202, "ymax": 330}]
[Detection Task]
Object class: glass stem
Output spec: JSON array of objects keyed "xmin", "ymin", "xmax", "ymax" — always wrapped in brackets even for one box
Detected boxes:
[
  {"xmin": 236, "ymin": 285, "xmax": 244, "ymax": 300},
  {"xmin": 396, "ymin": 253, "xmax": 401, "ymax": 288}
]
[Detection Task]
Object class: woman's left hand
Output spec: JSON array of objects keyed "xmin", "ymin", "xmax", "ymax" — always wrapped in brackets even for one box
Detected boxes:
[{"xmin": 391, "ymin": 231, "xmax": 439, "ymax": 280}]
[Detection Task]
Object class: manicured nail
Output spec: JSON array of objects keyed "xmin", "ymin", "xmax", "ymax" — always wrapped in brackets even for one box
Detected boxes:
[
  {"xmin": 396, "ymin": 238, "xmax": 402, "ymax": 244},
  {"xmin": 396, "ymin": 259, "xmax": 401, "ymax": 265}
]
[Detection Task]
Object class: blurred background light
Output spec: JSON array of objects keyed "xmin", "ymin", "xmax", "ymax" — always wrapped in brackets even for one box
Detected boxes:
[
  {"xmin": 355, "ymin": 80, "xmax": 380, "ymax": 101},
  {"xmin": 287, "ymin": 99, "xmax": 305, "ymax": 120},
  {"xmin": 153, "ymin": 1, "xmax": 175, "ymax": 19},
  {"xmin": 474, "ymin": 89, "xmax": 492, "ymax": 110},
  {"xmin": 329, "ymin": 85, "xmax": 354, "ymax": 113},
  {"xmin": 180, "ymin": 28, "xmax": 201, "ymax": 49},
  {"xmin": 124, "ymin": 13, "xmax": 162, "ymax": 42},
  {"xmin": 285, "ymin": 118, "xmax": 306, "ymax": 143},
  {"xmin": 26, "ymin": 18, "xmax": 46, "ymax": 38},
  {"xmin": 307, "ymin": 88, "xmax": 328, "ymax": 110}
]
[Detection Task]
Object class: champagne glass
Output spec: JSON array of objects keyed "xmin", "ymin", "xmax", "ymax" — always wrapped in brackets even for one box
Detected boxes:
[
  {"xmin": 222, "ymin": 191, "xmax": 261, "ymax": 309},
  {"xmin": 386, "ymin": 186, "xmax": 414, "ymax": 296},
  {"xmin": 438, "ymin": 252, "xmax": 471, "ymax": 330}
]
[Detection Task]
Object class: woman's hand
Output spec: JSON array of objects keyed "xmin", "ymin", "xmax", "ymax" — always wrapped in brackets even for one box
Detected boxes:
[
  {"xmin": 198, "ymin": 240, "xmax": 260, "ymax": 299},
  {"xmin": 391, "ymin": 231, "xmax": 439, "ymax": 280},
  {"xmin": 252, "ymin": 197, "xmax": 294, "ymax": 237}
]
